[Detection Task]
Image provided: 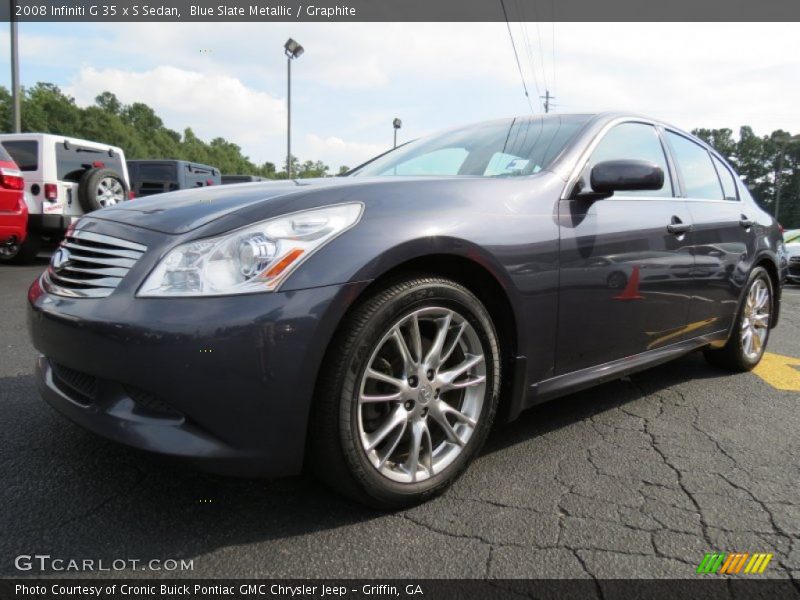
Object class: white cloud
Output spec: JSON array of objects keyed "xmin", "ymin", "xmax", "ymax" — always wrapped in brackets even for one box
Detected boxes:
[
  {"xmin": 65, "ymin": 65, "xmax": 286, "ymax": 158},
  {"xmin": 305, "ymin": 133, "xmax": 387, "ymax": 170}
]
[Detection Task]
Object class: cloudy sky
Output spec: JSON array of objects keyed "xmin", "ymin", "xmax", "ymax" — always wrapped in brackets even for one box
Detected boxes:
[{"xmin": 0, "ymin": 22, "xmax": 798, "ymax": 171}]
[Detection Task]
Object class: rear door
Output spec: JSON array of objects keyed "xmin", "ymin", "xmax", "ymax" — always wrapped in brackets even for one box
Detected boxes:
[
  {"xmin": 557, "ymin": 121, "xmax": 695, "ymax": 374},
  {"xmin": 663, "ymin": 130, "xmax": 756, "ymax": 336}
]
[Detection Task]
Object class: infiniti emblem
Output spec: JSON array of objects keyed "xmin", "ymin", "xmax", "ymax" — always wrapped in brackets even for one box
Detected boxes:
[
  {"xmin": 51, "ymin": 248, "xmax": 71, "ymax": 272},
  {"xmin": 419, "ymin": 384, "xmax": 433, "ymax": 404}
]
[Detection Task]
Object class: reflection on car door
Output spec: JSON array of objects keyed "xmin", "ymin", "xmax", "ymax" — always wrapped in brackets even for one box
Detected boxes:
[
  {"xmin": 557, "ymin": 121, "xmax": 694, "ymax": 375},
  {"xmin": 664, "ymin": 131, "xmax": 756, "ymax": 337}
]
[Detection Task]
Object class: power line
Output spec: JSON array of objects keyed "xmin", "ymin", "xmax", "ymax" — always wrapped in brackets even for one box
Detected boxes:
[
  {"xmin": 517, "ymin": 19, "xmax": 544, "ymax": 111},
  {"xmin": 500, "ymin": 0, "xmax": 535, "ymax": 114}
]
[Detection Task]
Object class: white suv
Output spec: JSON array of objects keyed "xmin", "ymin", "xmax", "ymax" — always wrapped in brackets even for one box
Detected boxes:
[{"xmin": 0, "ymin": 134, "xmax": 131, "ymax": 263}]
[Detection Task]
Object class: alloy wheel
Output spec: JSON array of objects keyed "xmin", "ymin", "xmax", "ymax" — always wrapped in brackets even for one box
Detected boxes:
[
  {"xmin": 96, "ymin": 177, "xmax": 125, "ymax": 207},
  {"xmin": 740, "ymin": 278, "xmax": 770, "ymax": 360},
  {"xmin": 357, "ymin": 306, "xmax": 487, "ymax": 483}
]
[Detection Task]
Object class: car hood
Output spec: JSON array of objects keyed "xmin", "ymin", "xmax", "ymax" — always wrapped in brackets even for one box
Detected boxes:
[{"xmin": 88, "ymin": 177, "xmax": 380, "ymax": 235}]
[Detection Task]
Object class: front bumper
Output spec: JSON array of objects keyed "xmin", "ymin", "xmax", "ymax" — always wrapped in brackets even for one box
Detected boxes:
[{"xmin": 28, "ymin": 275, "xmax": 366, "ymax": 477}]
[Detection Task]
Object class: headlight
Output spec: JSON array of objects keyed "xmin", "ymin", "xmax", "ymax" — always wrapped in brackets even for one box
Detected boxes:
[{"xmin": 137, "ymin": 203, "xmax": 363, "ymax": 297}]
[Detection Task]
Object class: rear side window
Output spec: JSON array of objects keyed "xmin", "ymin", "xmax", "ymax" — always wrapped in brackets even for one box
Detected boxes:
[
  {"xmin": 138, "ymin": 163, "xmax": 178, "ymax": 181},
  {"xmin": 666, "ymin": 132, "xmax": 723, "ymax": 200},
  {"xmin": 1, "ymin": 141, "xmax": 38, "ymax": 171},
  {"xmin": 56, "ymin": 143, "xmax": 125, "ymax": 182},
  {"xmin": 588, "ymin": 122, "xmax": 672, "ymax": 197},
  {"xmin": 711, "ymin": 155, "xmax": 739, "ymax": 201}
]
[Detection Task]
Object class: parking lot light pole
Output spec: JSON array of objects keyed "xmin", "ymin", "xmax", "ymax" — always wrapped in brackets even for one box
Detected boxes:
[
  {"xmin": 393, "ymin": 118, "xmax": 402, "ymax": 149},
  {"xmin": 284, "ymin": 38, "xmax": 304, "ymax": 180}
]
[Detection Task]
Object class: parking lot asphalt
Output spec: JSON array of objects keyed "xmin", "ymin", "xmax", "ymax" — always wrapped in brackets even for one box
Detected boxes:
[{"xmin": 1, "ymin": 260, "xmax": 799, "ymax": 583}]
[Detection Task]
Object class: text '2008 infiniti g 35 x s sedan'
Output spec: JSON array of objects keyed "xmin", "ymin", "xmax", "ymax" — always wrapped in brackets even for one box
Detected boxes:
[{"xmin": 28, "ymin": 113, "xmax": 787, "ymax": 508}]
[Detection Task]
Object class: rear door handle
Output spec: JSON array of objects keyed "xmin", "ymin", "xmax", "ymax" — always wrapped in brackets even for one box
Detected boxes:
[
  {"xmin": 667, "ymin": 216, "xmax": 692, "ymax": 235},
  {"xmin": 739, "ymin": 215, "xmax": 754, "ymax": 229}
]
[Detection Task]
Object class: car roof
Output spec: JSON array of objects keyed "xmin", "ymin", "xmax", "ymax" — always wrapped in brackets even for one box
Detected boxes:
[{"xmin": 0, "ymin": 132, "xmax": 125, "ymax": 153}]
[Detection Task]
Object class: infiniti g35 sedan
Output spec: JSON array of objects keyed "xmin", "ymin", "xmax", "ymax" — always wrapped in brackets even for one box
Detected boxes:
[{"xmin": 28, "ymin": 113, "xmax": 786, "ymax": 508}]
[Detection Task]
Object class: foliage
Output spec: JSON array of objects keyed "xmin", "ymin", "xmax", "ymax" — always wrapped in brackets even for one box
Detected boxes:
[
  {"xmin": 0, "ymin": 83, "xmax": 334, "ymax": 179},
  {"xmin": 2, "ymin": 83, "xmax": 798, "ymax": 223},
  {"xmin": 693, "ymin": 126, "xmax": 800, "ymax": 227}
]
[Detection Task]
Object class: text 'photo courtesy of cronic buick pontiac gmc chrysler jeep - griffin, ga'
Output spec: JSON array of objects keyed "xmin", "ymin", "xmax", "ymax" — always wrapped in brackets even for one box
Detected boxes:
[{"xmin": 27, "ymin": 113, "xmax": 786, "ymax": 508}]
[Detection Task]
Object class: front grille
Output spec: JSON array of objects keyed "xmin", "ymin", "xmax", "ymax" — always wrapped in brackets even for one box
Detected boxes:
[
  {"xmin": 42, "ymin": 229, "xmax": 147, "ymax": 298},
  {"xmin": 789, "ymin": 262, "xmax": 800, "ymax": 278},
  {"xmin": 789, "ymin": 256, "xmax": 800, "ymax": 264},
  {"xmin": 52, "ymin": 362, "xmax": 98, "ymax": 404}
]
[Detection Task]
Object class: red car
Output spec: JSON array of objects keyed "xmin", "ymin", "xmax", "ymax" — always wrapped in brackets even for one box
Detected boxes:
[{"xmin": 0, "ymin": 144, "xmax": 27, "ymax": 263}]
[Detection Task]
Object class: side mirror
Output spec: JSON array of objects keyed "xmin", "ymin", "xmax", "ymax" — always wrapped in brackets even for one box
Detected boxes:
[{"xmin": 590, "ymin": 160, "xmax": 664, "ymax": 195}]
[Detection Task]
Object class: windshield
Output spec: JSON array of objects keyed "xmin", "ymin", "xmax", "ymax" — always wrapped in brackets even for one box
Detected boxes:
[{"xmin": 350, "ymin": 115, "xmax": 589, "ymax": 178}]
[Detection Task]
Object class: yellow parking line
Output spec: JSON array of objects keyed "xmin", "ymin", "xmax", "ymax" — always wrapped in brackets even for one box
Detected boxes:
[{"xmin": 752, "ymin": 352, "xmax": 800, "ymax": 391}]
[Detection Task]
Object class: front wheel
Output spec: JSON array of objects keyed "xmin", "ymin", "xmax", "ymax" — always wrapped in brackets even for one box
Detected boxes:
[
  {"xmin": 704, "ymin": 266, "xmax": 773, "ymax": 371},
  {"xmin": 310, "ymin": 277, "xmax": 501, "ymax": 508}
]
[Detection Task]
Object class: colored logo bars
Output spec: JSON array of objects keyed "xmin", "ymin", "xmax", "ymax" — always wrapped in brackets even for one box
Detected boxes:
[{"xmin": 696, "ymin": 552, "xmax": 773, "ymax": 575}]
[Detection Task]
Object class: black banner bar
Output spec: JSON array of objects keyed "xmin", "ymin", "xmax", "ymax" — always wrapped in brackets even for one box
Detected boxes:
[
  {"xmin": 2, "ymin": 0, "xmax": 800, "ymax": 22},
  {"xmin": 2, "ymin": 579, "xmax": 800, "ymax": 600}
]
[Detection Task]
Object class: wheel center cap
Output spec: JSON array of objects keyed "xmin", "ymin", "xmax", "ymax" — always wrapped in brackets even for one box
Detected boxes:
[{"xmin": 418, "ymin": 384, "xmax": 434, "ymax": 405}]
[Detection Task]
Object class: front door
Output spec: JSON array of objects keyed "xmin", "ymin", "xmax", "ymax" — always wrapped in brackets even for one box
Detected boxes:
[{"xmin": 556, "ymin": 121, "xmax": 694, "ymax": 375}]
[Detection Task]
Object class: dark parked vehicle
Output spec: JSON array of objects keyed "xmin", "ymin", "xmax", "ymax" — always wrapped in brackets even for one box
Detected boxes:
[
  {"xmin": 221, "ymin": 174, "xmax": 268, "ymax": 185},
  {"xmin": 29, "ymin": 113, "xmax": 786, "ymax": 508},
  {"xmin": 127, "ymin": 160, "xmax": 221, "ymax": 197}
]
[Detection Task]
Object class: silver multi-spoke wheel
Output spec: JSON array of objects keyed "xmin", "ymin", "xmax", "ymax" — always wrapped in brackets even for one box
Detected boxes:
[
  {"xmin": 740, "ymin": 278, "xmax": 770, "ymax": 360},
  {"xmin": 96, "ymin": 177, "xmax": 125, "ymax": 207},
  {"xmin": 357, "ymin": 307, "xmax": 486, "ymax": 483}
]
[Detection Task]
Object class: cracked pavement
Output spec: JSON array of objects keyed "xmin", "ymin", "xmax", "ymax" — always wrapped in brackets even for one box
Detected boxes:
[{"xmin": 1, "ymin": 261, "xmax": 799, "ymax": 584}]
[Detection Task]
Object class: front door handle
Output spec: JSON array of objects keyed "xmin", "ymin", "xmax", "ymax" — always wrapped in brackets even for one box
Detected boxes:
[
  {"xmin": 667, "ymin": 216, "xmax": 692, "ymax": 235},
  {"xmin": 739, "ymin": 215, "xmax": 754, "ymax": 229}
]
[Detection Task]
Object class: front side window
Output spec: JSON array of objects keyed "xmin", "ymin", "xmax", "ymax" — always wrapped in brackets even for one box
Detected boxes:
[
  {"xmin": 666, "ymin": 132, "xmax": 724, "ymax": 200},
  {"xmin": 587, "ymin": 122, "xmax": 672, "ymax": 197},
  {"xmin": 350, "ymin": 116, "xmax": 588, "ymax": 178}
]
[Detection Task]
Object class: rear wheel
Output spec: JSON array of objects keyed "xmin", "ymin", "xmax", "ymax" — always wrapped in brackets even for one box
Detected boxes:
[
  {"xmin": 78, "ymin": 168, "xmax": 128, "ymax": 212},
  {"xmin": 310, "ymin": 277, "xmax": 501, "ymax": 508},
  {"xmin": 704, "ymin": 266, "xmax": 772, "ymax": 371}
]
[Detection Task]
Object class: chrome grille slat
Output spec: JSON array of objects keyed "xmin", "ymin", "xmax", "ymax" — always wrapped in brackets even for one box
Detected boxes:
[
  {"xmin": 60, "ymin": 253, "xmax": 137, "ymax": 268},
  {"xmin": 62, "ymin": 241, "xmax": 143, "ymax": 260},
  {"xmin": 49, "ymin": 272, "xmax": 123, "ymax": 288},
  {"xmin": 41, "ymin": 229, "xmax": 147, "ymax": 299},
  {"xmin": 70, "ymin": 229, "xmax": 147, "ymax": 252},
  {"xmin": 53, "ymin": 264, "xmax": 129, "ymax": 278}
]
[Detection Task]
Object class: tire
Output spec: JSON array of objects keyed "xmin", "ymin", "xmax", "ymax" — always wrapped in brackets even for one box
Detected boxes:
[
  {"xmin": 0, "ymin": 235, "xmax": 40, "ymax": 265},
  {"xmin": 703, "ymin": 266, "xmax": 773, "ymax": 371},
  {"xmin": 607, "ymin": 271, "xmax": 628, "ymax": 290},
  {"xmin": 78, "ymin": 168, "xmax": 128, "ymax": 213},
  {"xmin": 309, "ymin": 277, "xmax": 501, "ymax": 509}
]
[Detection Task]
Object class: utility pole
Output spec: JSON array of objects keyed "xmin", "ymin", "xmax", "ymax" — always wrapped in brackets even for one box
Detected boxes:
[
  {"xmin": 10, "ymin": 4, "xmax": 21, "ymax": 132},
  {"xmin": 540, "ymin": 90, "xmax": 554, "ymax": 114}
]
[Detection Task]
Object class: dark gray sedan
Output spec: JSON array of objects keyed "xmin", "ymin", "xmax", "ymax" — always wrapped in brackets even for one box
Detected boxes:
[{"xmin": 28, "ymin": 113, "xmax": 787, "ymax": 508}]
